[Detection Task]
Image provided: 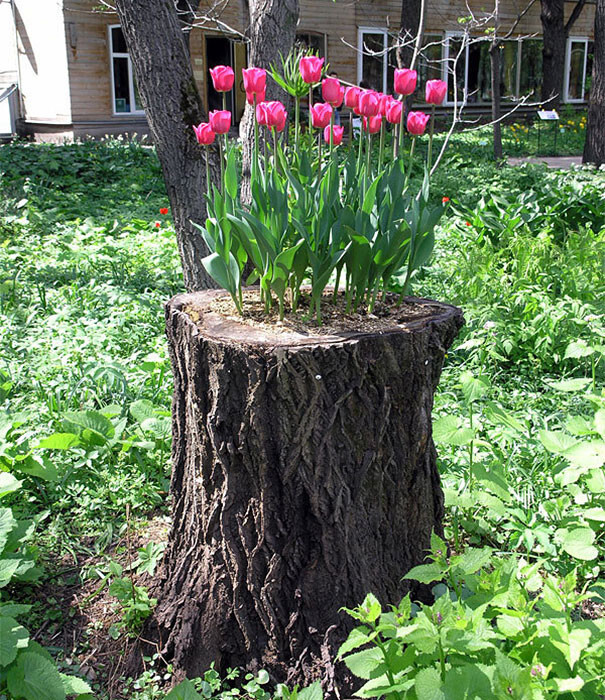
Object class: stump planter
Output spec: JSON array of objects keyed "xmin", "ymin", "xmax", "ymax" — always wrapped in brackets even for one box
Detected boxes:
[{"xmin": 152, "ymin": 290, "xmax": 463, "ymax": 690}]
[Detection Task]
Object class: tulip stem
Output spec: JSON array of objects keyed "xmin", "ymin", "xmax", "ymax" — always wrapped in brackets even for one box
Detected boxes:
[
  {"xmin": 404, "ymin": 136, "xmax": 416, "ymax": 189},
  {"xmin": 205, "ymin": 148, "xmax": 210, "ymax": 199},
  {"xmin": 427, "ymin": 104, "xmax": 435, "ymax": 171},
  {"xmin": 393, "ymin": 123, "xmax": 398, "ymax": 161},
  {"xmin": 378, "ymin": 121, "xmax": 385, "ymax": 171},
  {"xmin": 318, "ymin": 132, "xmax": 322, "ymax": 179},
  {"xmin": 218, "ymin": 138, "xmax": 224, "ymax": 193},
  {"xmin": 398, "ymin": 100, "xmax": 405, "ymax": 158},
  {"xmin": 295, "ymin": 96, "xmax": 300, "ymax": 151},
  {"xmin": 253, "ymin": 95, "xmax": 259, "ymax": 178},
  {"xmin": 366, "ymin": 130, "xmax": 372, "ymax": 179},
  {"xmin": 309, "ymin": 86, "xmax": 313, "ymax": 126},
  {"xmin": 329, "ymin": 112, "xmax": 334, "ymax": 156},
  {"xmin": 272, "ymin": 127, "xmax": 279, "ymax": 176},
  {"xmin": 357, "ymin": 121, "xmax": 364, "ymax": 176}
]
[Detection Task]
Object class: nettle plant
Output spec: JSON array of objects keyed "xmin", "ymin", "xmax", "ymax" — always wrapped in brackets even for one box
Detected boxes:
[{"xmin": 193, "ymin": 49, "xmax": 450, "ymax": 323}]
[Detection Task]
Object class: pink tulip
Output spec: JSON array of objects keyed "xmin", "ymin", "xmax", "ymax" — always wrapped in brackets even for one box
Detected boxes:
[
  {"xmin": 357, "ymin": 90, "xmax": 380, "ymax": 118},
  {"xmin": 407, "ymin": 111, "xmax": 430, "ymax": 136},
  {"xmin": 299, "ymin": 55, "xmax": 324, "ymax": 84},
  {"xmin": 377, "ymin": 93, "xmax": 390, "ymax": 116},
  {"xmin": 209, "ymin": 110, "xmax": 231, "ymax": 135},
  {"xmin": 192, "ymin": 122, "xmax": 215, "ymax": 145},
  {"xmin": 323, "ymin": 125, "xmax": 344, "ymax": 145},
  {"xmin": 385, "ymin": 98, "xmax": 403, "ymax": 124},
  {"xmin": 246, "ymin": 88, "xmax": 266, "ymax": 105},
  {"xmin": 363, "ymin": 115, "xmax": 382, "ymax": 134},
  {"xmin": 310, "ymin": 102, "xmax": 333, "ymax": 129},
  {"xmin": 256, "ymin": 102, "xmax": 268, "ymax": 126},
  {"xmin": 263, "ymin": 101, "xmax": 288, "ymax": 131},
  {"xmin": 394, "ymin": 68, "xmax": 417, "ymax": 96},
  {"xmin": 425, "ymin": 80, "xmax": 447, "ymax": 105},
  {"xmin": 344, "ymin": 86, "xmax": 361, "ymax": 110},
  {"xmin": 242, "ymin": 67, "xmax": 266, "ymax": 96},
  {"xmin": 209, "ymin": 65, "xmax": 235, "ymax": 92},
  {"xmin": 321, "ymin": 78, "xmax": 342, "ymax": 106}
]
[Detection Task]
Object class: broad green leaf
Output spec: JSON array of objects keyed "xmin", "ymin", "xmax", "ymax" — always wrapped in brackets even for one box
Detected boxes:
[
  {"xmin": 550, "ymin": 627, "xmax": 591, "ymax": 671},
  {"xmin": 0, "ymin": 506, "xmax": 17, "ymax": 552},
  {"xmin": 552, "ymin": 676, "xmax": 584, "ymax": 692},
  {"xmin": 60, "ymin": 674, "xmax": 93, "ymax": 696},
  {"xmin": 129, "ymin": 399, "xmax": 157, "ymax": 424},
  {"xmin": 164, "ymin": 680, "xmax": 201, "ymax": 700},
  {"xmin": 140, "ymin": 417, "xmax": 171, "ymax": 440},
  {"xmin": 545, "ymin": 378, "xmax": 591, "ymax": 393},
  {"xmin": 36, "ymin": 433, "xmax": 80, "ymax": 450},
  {"xmin": 583, "ymin": 507, "xmax": 605, "ymax": 522},
  {"xmin": 0, "ymin": 616, "xmax": 29, "ymax": 665},
  {"xmin": 342, "ymin": 646, "xmax": 383, "ymax": 679},
  {"xmin": 297, "ymin": 681, "xmax": 323, "ymax": 700},
  {"xmin": 563, "ymin": 440, "xmax": 605, "ymax": 469},
  {"xmin": 539, "ymin": 430, "xmax": 576, "ymax": 454},
  {"xmin": 453, "ymin": 547, "xmax": 492, "ymax": 575},
  {"xmin": 62, "ymin": 410, "xmax": 114, "ymax": 446},
  {"xmin": 0, "ymin": 473, "xmax": 21, "ymax": 498},
  {"xmin": 338, "ymin": 626, "xmax": 373, "ymax": 657},
  {"xmin": 473, "ymin": 464, "xmax": 512, "ymax": 501},
  {"xmin": 560, "ymin": 528, "xmax": 598, "ymax": 561},
  {"xmin": 459, "ymin": 371, "xmax": 490, "ymax": 403},
  {"xmin": 7, "ymin": 651, "xmax": 67, "ymax": 700},
  {"xmin": 585, "ymin": 468, "xmax": 605, "ymax": 493},
  {"xmin": 414, "ymin": 667, "xmax": 445, "ymax": 700},
  {"xmin": 0, "ymin": 559, "xmax": 20, "ymax": 587},
  {"xmin": 433, "ymin": 415, "xmax": 474, "ymax": 446},
  {"xmin": 403, "ymin": 562, "xmax": 444, "ymax": 585},
  {"xmin": 359, "ymin": 593, "xmax": 382, "ymax": 623},
  {"xmin": 484, "ymin": 402, "xmax": 525, "ymax": 433},
  {"xmin": 564, "ymin": 340, "xmax": 594, "ymax": 359}
]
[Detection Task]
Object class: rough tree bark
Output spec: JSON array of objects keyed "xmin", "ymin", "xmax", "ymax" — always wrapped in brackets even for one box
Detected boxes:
[
  {"xmin": 583, "ymin": 0, "xmax": 605, "ymax": 165},
  {"xmin": 114, "ymin": 0, "xmax": 218, "ymax": 292},
  {"xmin": 239, "ymin": 0, "xmax": 299, "ymax": 202},
  {"xmin": 396, "ymin": 0, "xmax": 423, "ymax": 70},
  {"xmin": 148, "ymin": 291, "xmax": 463, "ymax": 690},
  {"xmin": 490, "ymin": 43, "xmax": 503, "ymax": 160},
  {"xmin": 540, "ymin": 0, "xmax": 587, "ymax": 108}
]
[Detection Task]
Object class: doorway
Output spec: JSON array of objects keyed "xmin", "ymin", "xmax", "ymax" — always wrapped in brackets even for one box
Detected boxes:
[{"xmin": 205, "ymin": 35, "xmax": 247, "ymax": 122}]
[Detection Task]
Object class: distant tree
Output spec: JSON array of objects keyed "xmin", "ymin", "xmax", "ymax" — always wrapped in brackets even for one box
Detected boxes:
[
  {"xmin": 583, "ymin": 0, "xmax": 604, "ymax": 165},
  {"xmin": 540, "ymin": 0, "xmax": 587, "ymax": 108}
]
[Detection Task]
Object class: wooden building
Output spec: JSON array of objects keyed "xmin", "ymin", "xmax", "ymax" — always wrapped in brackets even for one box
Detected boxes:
[{"xmin": 3, "ymin": 0, "xmax": 596, "ymax": 141}]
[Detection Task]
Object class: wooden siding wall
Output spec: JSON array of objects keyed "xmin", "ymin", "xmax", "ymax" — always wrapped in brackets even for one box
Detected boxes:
[
  {"xmin": 14, "ymin": 0, "xmax": 72, "ymax": 124},
  {"xmin": 43, "ymin": 0, "xmax": 596, "ymax": 131}
]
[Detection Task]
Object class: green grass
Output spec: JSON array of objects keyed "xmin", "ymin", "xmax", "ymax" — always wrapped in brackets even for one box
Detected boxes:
[{"xmin": 0, "ymin": 128, "xmax": 603, "ymax": 699}]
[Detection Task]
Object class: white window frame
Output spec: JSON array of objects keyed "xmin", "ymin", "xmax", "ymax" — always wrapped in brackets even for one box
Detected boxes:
[
  {"xmin": 108, "ymin": 24, "xmax": 145, "ymax": 116},
  {"xmin": 564, "ymin": 37, "xmax": 589, "ymax": 103},
  {"xmin": 357, "ymin": 27, "xmax": 388, "ymax": 93}
]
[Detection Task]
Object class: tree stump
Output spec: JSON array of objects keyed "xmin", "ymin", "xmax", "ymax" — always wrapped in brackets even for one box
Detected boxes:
[{"xmin": 152, "ymin": 290, "xmax": 463, "ymax": 690}]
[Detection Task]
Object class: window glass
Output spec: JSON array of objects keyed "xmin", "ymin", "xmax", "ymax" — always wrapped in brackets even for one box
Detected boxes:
[
  {"xmin": 500, "ymin": 41, "xmax": 518, "ymax": 99},
  {"xmin": 467, "ymin": 41, "xmax": 490, "ymax": 103},
  {"xmin": 519, "ymin": 39, "xmax": 542, "ymax": 95},
  {"xmin": 296, "ymin": 33, "xmax": 326, "ymax": 58},
  {"xmin": 111, "ymin": 26, "xmax": 127, "ymax": 54},
  {"xmin": 112, "ymin": 56, "xmax": 130, "ymax": 112},
  {"xmin": 360, "ymin": 32, "xmax": 386, "ymax": 91},
  {"xmin": 567, "ymin": 40, "xmax": 587, "ymax": 100},
  {"xmin": 418, "ymin": 35, "xmax": 443, "ymax": 87}
]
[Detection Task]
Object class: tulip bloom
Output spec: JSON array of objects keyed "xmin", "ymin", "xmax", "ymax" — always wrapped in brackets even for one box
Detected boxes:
[
  {"xmin": 323, "ymin": 125, "xmax": 344, "ymax": 145},
  {"xmin": 247, "ymin": 88, "xmax": 266, "ymax": 105},
  {"xmin": 344, "ymin": 86, "xmax": 361, "ymax": 110},
  {"xmin": 263, "ymin": 101, "xmax": 288, "ymax": 132},
  {"xmin": 242, "ymin": 67, "xmax": 266, "ymax": 98},
  {"xmin": 357, "ymin": 91, "xmax": 380, "ymax": 118},
  {"xmin": 407, "ymin": 111, "xmax": 430, "ymax": 136},
  {"xmin": 299, "ymin": 55, "xmax": 324, "ymax": 84},
  {"xmin": 192, "ymin": 122, "xmax": 215, "ymax": 145},
  {"xmin": 385, "ymin": 98, "xmax": 403, "ymax": 124},
  {"xmin": 363, "ymin": 115, "xmax": 382, "ymax": 134},
  {"xmin": 394, "ymin": 68, "xmax": 417, "ymax": 96},
  {"xmin": 209, "ymin": 65, "xmax": 235, "ymax": 92},
  {"xmin": 425, "ymin": 79, "xmax": 447, "ymax": 105},
  {"xmin": 310, "ymin": 102, "xmax": 333, "ymax": 128},
  {"xmin": 256, "ymin": 102, "xmax": 268, "ymax": 126},
  {"xmin": 159, "ymin": 207, "xmax": 169, "ymax": 215},
  {"xmin": 322, "ymin": 77, "xmax": 342, "ymax": 106},
  {"xmin": 377, "ymin": 93, "xmax": 390, "ymax": 116},
  {"xmin": 209, "ymin": 110, "xmax": 231, "ymax": 134}
]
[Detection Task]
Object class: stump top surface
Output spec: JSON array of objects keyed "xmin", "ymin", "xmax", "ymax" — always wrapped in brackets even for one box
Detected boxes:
[{"xmin": 168, "ymin": 290, "xmax": 463, "ymax": 349}]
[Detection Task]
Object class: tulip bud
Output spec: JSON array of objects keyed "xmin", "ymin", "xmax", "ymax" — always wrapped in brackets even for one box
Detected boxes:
[
  {"xmin": 394, "ymin": 68, "xmax": 417, "ymax": 96},
  {"xmin": 323, "ymin": 125, "xmax": 344, "ymax": 145},
  {"xmin": 209, "ymin": 110, "xmax": 231, "ymax": 135},
  {"xmin": 209, "ymin": 65, "xmax": 235, "ymax": 92},
  {"xmin": 406, "ymin": 111, "xmax": 430, "ymax": 136},
  {"xmin": 322, "ymin": 77, "xmax": 342, "ymax": 106},
  {"xmin": 242, "ymin": 67, "xmax": 267, "ymax": 96},
  {"xmin": 299, "ymin": 55, "xmax": 325, "ymax": 84},
  {"xmin": 385, "ymin": 98, "xmax": 403, "ymax": 124},
  {"xmin": 310, "ymin": 102, "xmax": 333, "ymax": 129},
  {"xmin": 192, "ymin": 122, "xmax": 215, "ymax": 145},
  {"xmin": 344, "ymin": 86, "xmax": 361, "ymax": 110},
  {"xmin": 263, "ymin": 101, "xmax": 288, "ymax": 132},
  {"xmin": 425, "ymin": 79, "xmax": 447, "ymax": 105},
  {"xmin": 357, "ymin": 91, "xmax": 380, "ymax": 118},
  {"xmin": 363, "ymin": 115, "xmax": 382, "ymax": 134}
]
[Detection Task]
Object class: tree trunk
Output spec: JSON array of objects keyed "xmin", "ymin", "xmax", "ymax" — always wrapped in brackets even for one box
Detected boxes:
[
  {"xmin": 583, "ymin": 0, "xmax": 605, "ymax": 166},
  {"xmin": 540, "ymin": 0, "xmax": 587, "ymax": 108},
  {"xmin": 490, "ymin": 43, "xmax": 503, "ymax": 160},
  {"xmin": 148, "ymin": 290, "xmax": 463, "ymax": 691},
  {"xmin": 115, "ymin": 0, "xmax": 218, "ymax": 292},
  {"xmin": 239, "ymin": 0, "xmax": 299, "ymax": 203},
  {"xmin": 396, "ymin": 0, "xmax": 423, "ymax": 70}
]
